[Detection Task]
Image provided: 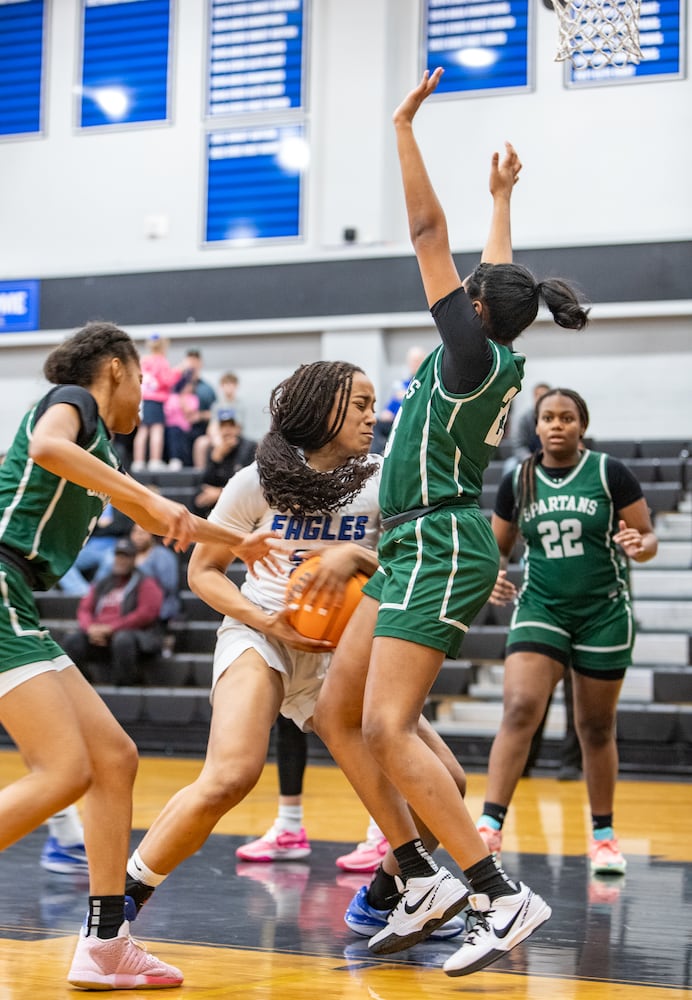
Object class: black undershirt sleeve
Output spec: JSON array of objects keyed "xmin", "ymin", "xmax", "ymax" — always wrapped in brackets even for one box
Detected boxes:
[
  {"xmin": 493, "ymin": 470, "xmax": 517, "ymax": 522},
  {"xmin": 431, "ymin": 286, "xmax": 494, "ymax": 394},
  {"xmin": 606, "ymin": 456, "xmax": 644, "ymax": 511},
  {"xmin": 34, "ymin": 385, "xmax": 101, "ymax": 450}
]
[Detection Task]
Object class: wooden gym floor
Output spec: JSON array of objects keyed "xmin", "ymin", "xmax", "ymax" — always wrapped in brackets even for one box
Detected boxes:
[{"xmin": 0, "ymin": 749, "xmax": 689, "ymax": 998}]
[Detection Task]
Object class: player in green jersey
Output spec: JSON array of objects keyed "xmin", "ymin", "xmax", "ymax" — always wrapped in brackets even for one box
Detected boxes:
[
  {"xmin": 476, "ymin": 388, "xmax": 657, "ymax": 878},
  {"xmin": 0, "ymin": 321, "xmax": 276, "ymax": 991},
  {"xmin": 313, "ymin": 67, "xmax": 589, "ymax": 978}
]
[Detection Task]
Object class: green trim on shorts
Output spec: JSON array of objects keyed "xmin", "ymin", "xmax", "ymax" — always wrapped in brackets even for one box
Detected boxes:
[
  {"xmin": 507, "ymin": 590, "xmax": 634, "ymax": 674},
  {"xmin": 366, "ymin": 507, "xmax": 500, "ymax": 658},
  {"xmin": 0, "ymin": 562, "xmax": 66, "ymax": 672}
]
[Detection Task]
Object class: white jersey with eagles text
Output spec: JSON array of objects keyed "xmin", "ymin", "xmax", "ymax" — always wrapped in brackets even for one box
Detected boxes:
[{"xmin": 208, "ymin": 457, "xmax": 382, "ymax": 613}]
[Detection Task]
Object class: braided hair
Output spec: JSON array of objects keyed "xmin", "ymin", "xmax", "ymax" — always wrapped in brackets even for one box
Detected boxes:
[
  {"xmin": 44, "ymin": 321, "xmax": 139, "ymax": 386},
  {"xmin": 465, "ymin": 262, "xmax": 590, "ymax": 345},
  {"xmin": 256, "ymin": 361, "xmax": 378, "ymax": 516},
  {"xmin": 513, "ymin": 388, "xmax": 590, "ymax": 524}
]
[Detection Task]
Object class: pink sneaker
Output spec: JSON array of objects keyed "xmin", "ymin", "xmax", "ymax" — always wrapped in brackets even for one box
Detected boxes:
[
  {"xmin": 68, "ymin": 921, "xmax": 183, "ymax": 990},
  {"xmin": 235, "ymin": 825, "xmax": 311, "ymax": 862},
  {"xmin": 336, "ymin": 835, "xmax": 389, "ymax": 872},
  {"xmin": 477, "ymin": 824, "xmax": 503, "ymax": 858},
  {"xmin": 589, "ymin": 835, "xmax": 627, "ymax": 875}
]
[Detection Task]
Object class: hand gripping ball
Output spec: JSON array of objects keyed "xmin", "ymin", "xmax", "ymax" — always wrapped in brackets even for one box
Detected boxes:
[{"xmin": 286, "ymin": 554, "xmax": 369, "ymax": 645}]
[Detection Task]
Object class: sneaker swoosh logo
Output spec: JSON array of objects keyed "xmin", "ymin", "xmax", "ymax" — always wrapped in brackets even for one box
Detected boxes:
[
  {"xmin": 494, "ymin": 895, "xmax": 530, "ymax": 939},
  {"xmin": 403, "ymin": 883, "xmax": 440, "ymax": 915}
]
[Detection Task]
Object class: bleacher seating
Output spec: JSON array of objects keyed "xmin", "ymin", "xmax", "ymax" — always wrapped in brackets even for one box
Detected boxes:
[{"xmin": 3, "ymin": 442, "xmax": 690, "ymax": 774}]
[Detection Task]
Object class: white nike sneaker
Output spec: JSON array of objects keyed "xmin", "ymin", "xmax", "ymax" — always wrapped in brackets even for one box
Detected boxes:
[
  {"xmin": 443, "ymin": 882, "xmax": 551, "ymax": 977},
  {"xmin": 368, "ymin": 867, "xmax": 469, "ymax": 955}
]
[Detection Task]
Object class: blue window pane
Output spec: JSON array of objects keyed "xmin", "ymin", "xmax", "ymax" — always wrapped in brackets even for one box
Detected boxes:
[
  {"xmin": 205, "ymin": 127, "xmax": 305, "ymax": 243},
  {"xmin": 0, "ymin": 0, "xmax": 45, "ymax": 136},
  {"xmin": 80, "ymin": 0, "xmax": 171, "ymax": 128},
  {"xmin": 423, "ymin": 0, "xmax": 532, "ymax": 96}
]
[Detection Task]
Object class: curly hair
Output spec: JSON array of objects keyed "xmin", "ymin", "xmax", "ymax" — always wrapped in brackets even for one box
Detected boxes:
[
  {"xmin": 256, "ymin": 361, "xmax": 378, "ymax": 516},
  {"xmin": 513, "ymin": 388, "xmax": 590, "ymax": 522},
  {"xmin": 44, "ymin": 321, "xmax": 139, "ymax": 386}
]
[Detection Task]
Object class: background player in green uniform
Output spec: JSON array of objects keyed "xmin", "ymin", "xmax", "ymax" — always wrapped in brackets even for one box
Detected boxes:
[
  {"xmin": 0, "ymin": 321, "xmax": 275, "ymax": 991},
  {"xmin": 313, "ymin": 67, "xmax": 589, "ymax": 979},
  {"xmin": 477, "ymin": 388, "xmax": 657, "ymax": 876}
]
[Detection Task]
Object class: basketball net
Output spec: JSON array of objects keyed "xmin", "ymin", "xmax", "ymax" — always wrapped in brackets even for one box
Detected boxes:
[{"xmin": 552, "ymin": 0, "xmax": 643, "ymax": 69}]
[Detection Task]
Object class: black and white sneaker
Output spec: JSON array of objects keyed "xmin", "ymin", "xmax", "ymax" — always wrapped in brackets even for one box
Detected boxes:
[
  {"xmin": 443, "ymin": 882, "xmax": 551, "ymax": 977},
  {"xmin": 367, "ymin": 867, "xmax": 469, "ymax": 955}
]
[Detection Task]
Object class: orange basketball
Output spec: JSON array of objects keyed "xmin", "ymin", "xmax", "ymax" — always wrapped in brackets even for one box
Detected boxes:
[{"xmin": 286, "ymin": 555, "xmax": 369, "ymax": 646}]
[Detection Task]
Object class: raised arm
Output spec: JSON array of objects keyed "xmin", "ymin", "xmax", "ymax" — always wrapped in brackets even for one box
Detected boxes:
[
  {"xmin": 393, "ymin": 68, "xmax": 461, "ymax": 307},
  {"xmin": 482, "ymin": 142, "xmax": 522, "ymax": 264}
]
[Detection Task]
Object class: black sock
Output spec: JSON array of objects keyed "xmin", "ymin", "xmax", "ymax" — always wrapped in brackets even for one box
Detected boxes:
[
  {"xmin": 87, "ymin": 895, "xmax": 125, "ymax": 939},
  {"xmin": 392, "ymin": 839, "xmax": 439, "ymax": 881},
  {"xmin": 481, "ymin": 802, "xmax": 507, "ymax": 827},
  {"xmin": 592, "ymin": 813, "xmax": 614, "ymax": 832},
  {"xmin": 367, "ymin": 865, "xmax": 401, "ymax": 911},
  {"xmin": 464, "ymin": 855, "xmax": 519, "ymax": 903},
  {"xmin": 125, "ymin": 875, "xmax": 156, "ymax": 913}
]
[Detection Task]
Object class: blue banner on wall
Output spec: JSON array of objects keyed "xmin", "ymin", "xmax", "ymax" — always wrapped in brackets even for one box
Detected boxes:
[
  {"xmin": 0, "ymin": 0, "xmax": 45, "ymax": 137},
  {"xmin": 79, "ymin": 0, "xmax": 172, "ymax": 128},
  {"xmin": 0, "ymin": 280, "xmax": 40, "ymax": 332},
  {"xmin": 566, "ymin": 0, "xmax": 685, "ymax": 86},
  {"xmin": 204, "ymin": 125, "xmax": 305, "ymax": 243},
  {"xmin": 207, "ymin": 0, "xmax": 306, "ymax": 116},
  {"xmin": 423, "ymin": 0, "xmax": 532, "ymax": 95}
]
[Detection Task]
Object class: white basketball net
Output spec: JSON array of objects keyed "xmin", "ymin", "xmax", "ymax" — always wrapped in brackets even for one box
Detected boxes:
[{"xmin": 553, "ymin": 0, "xmax": 643, "ymax": 69}]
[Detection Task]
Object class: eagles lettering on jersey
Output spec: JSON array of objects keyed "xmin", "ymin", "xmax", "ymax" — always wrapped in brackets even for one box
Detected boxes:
[{"xmin": 270, "ymin": 513, "xmax": 370, "ymax": 542}]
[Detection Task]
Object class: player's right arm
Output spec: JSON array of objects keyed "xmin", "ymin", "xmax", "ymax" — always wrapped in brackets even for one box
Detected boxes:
[
  {"xmin": 393, "ymin": 68, "xmax": 462, "ymax": 308},
  {"xmin": 29, "ymin": 402, "xmax": 279, "ymax": 562}
]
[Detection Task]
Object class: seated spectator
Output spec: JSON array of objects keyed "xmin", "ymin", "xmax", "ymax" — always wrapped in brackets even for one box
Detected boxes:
[
  {"xmin": 90, "ymin": 523, "xmax": 182, "ymax": 624},
  {"xmin": 192, "ymin": 412, "xmax": 257, "ymax": 517},
  {"xmin": 58, "ymin": 503, "xmax": 133, "ymax": 597},
  {"xmin": 62, "ymin": 538, "xmax": 165, "ymax": 686}
]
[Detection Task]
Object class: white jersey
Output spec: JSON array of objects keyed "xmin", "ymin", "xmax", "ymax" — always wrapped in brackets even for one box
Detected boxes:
[{"xmin": 208, "ymin": 457, "xmax": 382, "ymax": 612}]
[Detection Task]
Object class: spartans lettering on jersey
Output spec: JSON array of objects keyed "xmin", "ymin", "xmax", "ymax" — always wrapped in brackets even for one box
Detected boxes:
[
  {"xmin": 521, "ymin": 495, "xmax": 598, "ymax": 523},
  {"xmin": 270, "ymin": 513, "xmax": 370, "ymax": 541}
]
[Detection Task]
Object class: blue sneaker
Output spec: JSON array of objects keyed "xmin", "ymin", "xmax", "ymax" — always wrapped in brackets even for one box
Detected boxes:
[
  {"xmin": 345, "ymin": 885, "xmax": 464, "ymax": 941},
  {"xmin": 40, "ymin": 836, "xmax": 88, "ymax": 875}
]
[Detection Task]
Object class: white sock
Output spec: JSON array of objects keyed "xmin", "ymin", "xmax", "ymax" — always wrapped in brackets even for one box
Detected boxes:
[
  {"xmin": 48, "ymin": 805, "xmax": 84, "ymax": 846},
  {"xmin": 127, "ymin": 848, "xmax": 168, "ymax": 887},
  {"xmin": 276, "ymin": 804, "xmax": 303, "ymax": 833},
  {"xmin": 366, "ymin": 817, "xmax": 384, "ymax": 843}
]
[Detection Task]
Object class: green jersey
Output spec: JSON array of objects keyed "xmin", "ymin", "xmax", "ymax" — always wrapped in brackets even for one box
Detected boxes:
[
  {"xmin": 0, "ymin": 386, "xmax": 120, "ymax": 590},
  {"xmin": 379, "ymin": 342, "xmax": 524, "ymax": 519},
  {"xmin": 515, "ymin": 449, "xmax": 630, "ymax": 604}
]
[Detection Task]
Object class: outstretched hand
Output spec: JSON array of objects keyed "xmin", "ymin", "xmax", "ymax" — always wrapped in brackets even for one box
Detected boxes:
[
  {"xmin": 393, "ymin": 67, "xmax": 444, "ymax": 126},
  {"xmin": 489, "ymin": 142, "xmax": 522, "ymax": 198}
]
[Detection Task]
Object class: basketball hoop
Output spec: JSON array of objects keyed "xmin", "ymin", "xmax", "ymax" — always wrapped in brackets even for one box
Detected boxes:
[{"xmin": 551, "ymin": 0, "xmax": 643, "ymax": 70}]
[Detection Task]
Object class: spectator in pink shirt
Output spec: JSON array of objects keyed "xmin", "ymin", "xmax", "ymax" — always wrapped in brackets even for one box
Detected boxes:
[
  {"xmin": 132, "ymin": 334, "xmax": 181, "ymax": 472},
  {"xmin": 164, "ymin": 376, "xmax": 200, "ymax": 470}
]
